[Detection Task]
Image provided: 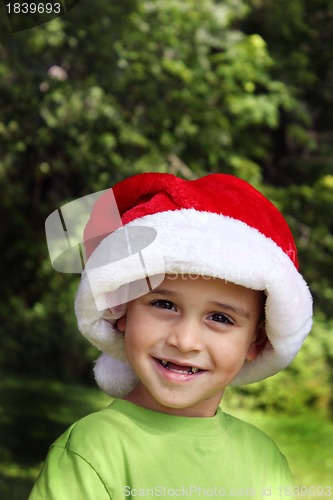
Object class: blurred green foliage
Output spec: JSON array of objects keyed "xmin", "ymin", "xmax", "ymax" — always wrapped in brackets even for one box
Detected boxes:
[
  {"xmin": 0, "ymin": 376, "xmax": 112, "ymax": 499},
  {"xmin": 0, "ymin": 0, "xmax": 333, "ymax": 416}
]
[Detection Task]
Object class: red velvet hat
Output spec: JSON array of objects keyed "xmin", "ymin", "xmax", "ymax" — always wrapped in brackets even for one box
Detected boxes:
[{"xmin": 74, "ymin": 172, "xmax": 312, "ymax": 397}]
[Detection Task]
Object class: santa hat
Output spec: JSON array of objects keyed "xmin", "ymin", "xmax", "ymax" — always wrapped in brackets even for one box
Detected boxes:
[{"xmin": 74, "ymin": 172, "xmax": 312, "ymax": 397}]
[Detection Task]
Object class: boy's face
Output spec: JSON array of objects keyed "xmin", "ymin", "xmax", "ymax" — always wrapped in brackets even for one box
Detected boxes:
[{"xmin": 118, "ymin": 274, "xmax": 264, "ymax": 417}]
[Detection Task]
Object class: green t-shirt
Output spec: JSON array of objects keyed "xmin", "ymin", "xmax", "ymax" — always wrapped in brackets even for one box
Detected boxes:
[{"xmin": 29, "ymin": 399, "xmax": 294, "ymax": 499}]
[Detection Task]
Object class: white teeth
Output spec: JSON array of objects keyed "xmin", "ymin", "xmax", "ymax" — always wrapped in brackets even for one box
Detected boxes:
[{"xmin": 160, "ymin": 360, "xmax": 200, "ymax": 374}]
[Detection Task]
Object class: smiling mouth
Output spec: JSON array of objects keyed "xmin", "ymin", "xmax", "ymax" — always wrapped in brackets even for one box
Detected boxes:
[{"xmin": 157, "ymin": 359, "xmax": 203, "ymax": 375}]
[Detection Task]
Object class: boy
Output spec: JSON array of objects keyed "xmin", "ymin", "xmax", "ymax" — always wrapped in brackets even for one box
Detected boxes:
[{"xmin": 30, "ymin": 172, "xmax": 312, "ymax": 499}]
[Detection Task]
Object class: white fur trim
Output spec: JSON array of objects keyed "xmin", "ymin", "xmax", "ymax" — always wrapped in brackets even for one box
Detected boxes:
[{"xmin": 75, "ymin": 209, "xmax": 312, "ymax": 396}]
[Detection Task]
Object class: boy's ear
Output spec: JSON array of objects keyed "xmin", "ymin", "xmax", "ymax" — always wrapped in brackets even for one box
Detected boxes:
[
  {"xmin": 246, "ymin": 321, "xmax": 267, "ymax": 362},
  {"xmin": 116, "ymin": 315, "xmax": 127, "ymax": 334}
]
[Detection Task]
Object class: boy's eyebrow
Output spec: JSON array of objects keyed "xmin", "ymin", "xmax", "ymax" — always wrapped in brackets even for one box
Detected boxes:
[
  {"xmin": 210, "ymin": 301, "xmax": 250, "ymax": 319},
  {"xmin": 150, "ymin": 289, "xmax": 178, "ymax": 297},
  {"xmin": 149, "ymin": 290, "xmax": 251, "ymax": 319}
]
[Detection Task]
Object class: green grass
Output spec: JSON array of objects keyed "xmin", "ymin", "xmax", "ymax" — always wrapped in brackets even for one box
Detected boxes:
[{"xmin": 1, "ymin": 375, "xmax": 332, "ymax": 499}]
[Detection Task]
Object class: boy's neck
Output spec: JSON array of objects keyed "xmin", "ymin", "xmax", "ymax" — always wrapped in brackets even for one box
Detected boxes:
[{"xmin": 123, "ymin": 384, "xmax": 223, "ymax": 418}]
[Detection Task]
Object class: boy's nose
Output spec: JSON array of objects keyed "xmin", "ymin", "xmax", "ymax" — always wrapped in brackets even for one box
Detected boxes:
[{"xmin": 166, "ymin": 318, "xmax": 203, "ymax": 353}]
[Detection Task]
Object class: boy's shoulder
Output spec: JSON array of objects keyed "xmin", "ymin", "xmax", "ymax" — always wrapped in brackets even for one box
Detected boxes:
[
  {"xmin": 53, "ymin": 400, "xmax": 125, "ymax": 447},
  {"xmin": 224, "ymin": 412, "xmax": 288, "ymax": 465},
  {"xmin": 225, "ymin": 411, "xmax": 275, "ymax": 441}
]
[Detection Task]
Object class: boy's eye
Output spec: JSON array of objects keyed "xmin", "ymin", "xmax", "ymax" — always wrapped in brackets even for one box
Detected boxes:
[
  {"xmin": 151, "ymin": 300, "xmax": 176, "ymax": 310},
  {"xmin": 208, "ymin": 313, "xmax": 233, "ymax": 325}
]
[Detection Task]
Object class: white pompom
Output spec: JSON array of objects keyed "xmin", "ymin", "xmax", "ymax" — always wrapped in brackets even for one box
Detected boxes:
[{"xmin": 94, "ymin": 353, "xmax": 138, "ymax": 398}]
